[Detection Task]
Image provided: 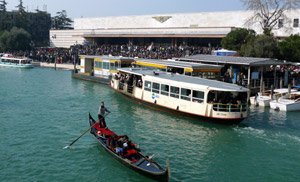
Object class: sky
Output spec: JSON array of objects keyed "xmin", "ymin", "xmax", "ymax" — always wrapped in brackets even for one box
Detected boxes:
[{"xmin": 7, "ymin": 0, "xmax": 245, "ymax": 19}]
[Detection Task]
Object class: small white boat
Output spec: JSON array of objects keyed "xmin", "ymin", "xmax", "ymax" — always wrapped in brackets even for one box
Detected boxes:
[
  {"xmin": 250, "ymin": 88, "xmax": 297, "ymax": 107},
  {"xmin": 270, "ymin": 91, "xmax": 300, "ymax": 111},
  {"xmin": 0, "ymin": 54, "xmax": 34, "ymax": 68}
]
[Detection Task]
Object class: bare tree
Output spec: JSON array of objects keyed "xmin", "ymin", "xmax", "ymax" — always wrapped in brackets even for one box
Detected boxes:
[
  {"xmin": 241, "ymin": 0, "xmax": 300, "ymax": 35},
  {"xmin": 0, "ymin": 0, "xmax": 7, "ymax": 12}
]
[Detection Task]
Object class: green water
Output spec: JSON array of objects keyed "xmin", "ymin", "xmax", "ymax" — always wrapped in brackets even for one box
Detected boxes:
[{"xmin": 1, "ymin": 67, "xmax": 300, "ymax": 182}]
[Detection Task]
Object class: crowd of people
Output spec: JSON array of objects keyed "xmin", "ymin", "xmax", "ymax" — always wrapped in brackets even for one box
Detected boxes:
[
  {"xmin": 2, "ymin": 43, "xmax": 214, "ymax": 64},
  {"xmin": 78, "ymin": 43, "xmax": 214, "ymax": 59},
  {"xmin": 3, "ymin": 47, "xmax": 78, "ymax": 64}
]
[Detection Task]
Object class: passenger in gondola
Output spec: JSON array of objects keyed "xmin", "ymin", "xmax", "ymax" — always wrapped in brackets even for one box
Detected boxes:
[
  {"xmin": 127, "ymin": 140, "xmax": 140, "ymax": 151},
  {"xmin": 108, "ymin": 134, "xmax": 117, "ymax": 149},
  {"xmin": 98, "ymin": 102, "xmax": 111, "ymax": 128},
  {"xmin": 115, "ymin": 145, "xmax": 124, "ymax": 155}
]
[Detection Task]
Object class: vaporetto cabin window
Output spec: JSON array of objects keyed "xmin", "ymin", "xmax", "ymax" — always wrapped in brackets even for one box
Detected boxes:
[
  {"xmin": 180, "ymin": 88, "xmax": 191, "ymax": 101},
  {"xmin": 170, "ymin": 86, "xmax": 180, "ymax": 98},
  {"xmin": 95, "ymin": 62, "xmax": 102, "ymax": 68},
  {"xmin": 152, "ymin": 82, "xmax": 160, "ymax": 94},
  {"xmin": 103, "ymin": 62, "xmax": 110, "ymax": 69},
  {"xmin": 192, "ymin": 90, "xmax": 204, "ymax": 103},
  {"xmin": 110, "ymin": 62, "xmax": 116, "ymax": 70},
  {"xmin": 144, "ymin": 81, "xmax": 152, "ymax": 91},
  {"xmin": 121, "ymin": 62, "xmax": 131, "ymax": 68},
  {"xmin": 161, "ymin": 84, "xmax": 169, "ymax": 96}
]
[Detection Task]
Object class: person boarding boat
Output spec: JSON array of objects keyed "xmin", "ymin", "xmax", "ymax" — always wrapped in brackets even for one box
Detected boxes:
[{"xmin": 98, "ymin": 102, "xmax": 111, "ymax": 128}]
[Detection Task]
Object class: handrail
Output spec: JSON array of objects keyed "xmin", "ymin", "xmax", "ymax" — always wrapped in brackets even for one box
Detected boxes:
[{"xmin": 211, "ymin": 102, "xmax": 248, "ymax": 112}]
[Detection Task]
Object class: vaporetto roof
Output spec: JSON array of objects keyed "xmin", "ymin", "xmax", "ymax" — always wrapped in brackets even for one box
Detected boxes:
[
  {"xmin": 79, "ymin": 55, "xmax": 134, "ymax": 60},
  {"xmin": 118, "ymin": 68, "xmax": 249, "ymax": 92}
]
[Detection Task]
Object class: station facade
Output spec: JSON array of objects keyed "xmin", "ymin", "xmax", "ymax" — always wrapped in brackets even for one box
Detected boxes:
[{"xmin": 50, "ymin": 10, "xmax": 300, "ymax": 48}]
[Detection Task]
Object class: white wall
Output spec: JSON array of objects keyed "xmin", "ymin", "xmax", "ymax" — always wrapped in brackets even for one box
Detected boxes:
[
  {"xmin": 49, "ymin": 30, "xmax": 87, "ymax": 48},
  {"xmin": 74, "ymin": 10, "xmax": 300, "ymax": 36}
]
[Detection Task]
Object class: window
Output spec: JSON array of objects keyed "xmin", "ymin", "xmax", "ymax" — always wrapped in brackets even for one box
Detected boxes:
[
  {"xmin": 103, "ymin": 62, "xmax": 110, "ymax": 69},
  {"xmin": 180, "ymin": 88, "xmax": 191, "ymax": 101},
  {"xmin": 95, "ymin": 62, "xmax": 102, "ymax": 68},
  {"xmin": 121, "ymin": 62, "xmax": 131, "ymax": 68},
  {"xmin": 192, "ymin": 90, "xmax": 204, "ymax": 103},
  {"xmin": 116, "ymin": 62, "xmax": 120, "ymax": 68},
  {"xmin": 278, "ymin": 19, "xmax": 283, "ymax": 28},
  {"xmin": 110, "ymin": 62, "xmax": 116, "ymax": 70},
  {"xmin": 144, "ymin": 81, "xmax": 152, "ymax": 92},
  {"xmin": 161, "ymin": 84, "xmax": 169, "ymax": 96},
  {"xmin": 170, "ymin": 86, "xmax": 179, "ymax": 98},
  {"xmin": 152, "ymin": 82, "xmax": 160, "ymax": 94},
  {"xmin": 293, "ymin": 19, "xmax": 299, "ymax": 28}
]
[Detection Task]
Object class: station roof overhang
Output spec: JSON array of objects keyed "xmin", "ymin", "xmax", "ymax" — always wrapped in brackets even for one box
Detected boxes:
[
  {"xmin": 82, "ymin": 34, "xmax": 226, "ymax": 38},
  {"xmin": 177, "ymin": 54, "xmax": 290, "ymax": 67},
  {"xmin": 78, "ymin": 27, "xmax": 234, "ymax": 39}
]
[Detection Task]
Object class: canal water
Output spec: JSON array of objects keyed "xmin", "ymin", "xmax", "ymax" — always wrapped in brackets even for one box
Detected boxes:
[{"xmin": 1, "ymin": 67, "xmax": 300, "ymax": 182}]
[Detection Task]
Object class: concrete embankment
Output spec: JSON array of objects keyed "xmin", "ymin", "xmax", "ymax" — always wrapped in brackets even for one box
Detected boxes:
[{"xmin": 33, "ymin": 62, "xmax": 80, "ymax": 70}]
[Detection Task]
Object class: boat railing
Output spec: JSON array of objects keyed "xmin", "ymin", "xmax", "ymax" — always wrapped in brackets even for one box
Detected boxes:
[
  {"xmin": 127, "ymin": 85, "xmax": 134, "ymax": 94},
  {"xmin": 212, "ymin": 103, "xmax": 248, "ymax": 112}
]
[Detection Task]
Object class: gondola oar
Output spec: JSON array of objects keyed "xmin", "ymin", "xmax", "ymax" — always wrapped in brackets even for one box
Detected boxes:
[{"xmin": 63, "ymin": 113, "xmax": 110, "ymax": 149}]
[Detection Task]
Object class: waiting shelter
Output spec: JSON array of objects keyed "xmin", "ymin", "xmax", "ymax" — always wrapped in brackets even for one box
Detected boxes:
[{"xmin": 177, "ymin": 54, "xmax": 290, "ymax": 94}]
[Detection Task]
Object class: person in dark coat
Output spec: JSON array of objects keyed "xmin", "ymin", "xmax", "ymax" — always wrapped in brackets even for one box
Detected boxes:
[{"xmin": 98, "ymin": 102, "xmax": 110, "ymax": 128}]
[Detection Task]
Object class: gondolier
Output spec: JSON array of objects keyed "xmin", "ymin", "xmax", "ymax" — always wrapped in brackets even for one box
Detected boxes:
[{"xmin": 98, "ymin": 102, "xmax": 110, "ymax": 128}]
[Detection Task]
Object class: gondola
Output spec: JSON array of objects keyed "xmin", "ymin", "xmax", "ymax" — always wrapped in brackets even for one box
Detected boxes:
[{"xmin": 88, "ymin": 113, "xmax": 169, "ymax": 181}]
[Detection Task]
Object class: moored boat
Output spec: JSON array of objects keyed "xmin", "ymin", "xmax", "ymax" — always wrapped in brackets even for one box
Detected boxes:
[
  {"xmin": 88, "ymin": 113, "xmax": 169, "ymax": 181},
  {"xmin": 0, "ymin": 54, "xmax": 33, "ymax": 68},
  {"xmin": 250, "ymin": 88, "xmax": 297, "ymax": 107},
  {"xmin": 270, "ymin": 91, "xmax": 300, "ymax": 111},
  {"xmin": 111, "ymin": 68, "xmax": 249, "ymax": 124},
  {"xmin": 72, "ymin": 55, "xmax": 134, "ymax": 84}
]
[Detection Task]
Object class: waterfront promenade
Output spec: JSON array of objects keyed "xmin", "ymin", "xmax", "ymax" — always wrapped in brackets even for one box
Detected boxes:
[{"xmin": 33, "ymin": 62, "xmax": 80, "ymax": 70}]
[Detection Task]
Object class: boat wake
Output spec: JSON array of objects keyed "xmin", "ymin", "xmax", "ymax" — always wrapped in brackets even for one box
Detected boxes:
[
  {"xmin": 275, "ymin": 132, "xmax": 300, "ymax": 144},
  {"xmin": 233, "ymin": 126, "xmax": 266, "ymax": 137}
]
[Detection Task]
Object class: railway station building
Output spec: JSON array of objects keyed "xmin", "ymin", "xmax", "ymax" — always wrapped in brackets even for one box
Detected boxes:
[{"xmin": 50, "ymin": 9, "xmax": 300, "ymax": 48}]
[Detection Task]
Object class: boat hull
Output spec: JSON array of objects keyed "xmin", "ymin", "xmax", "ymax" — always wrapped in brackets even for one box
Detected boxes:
[
  {"xmin": 250, "ymin": 96, "xmax": 271, "ymax": 107},
  {"xmin": 115, "ymin": 88, "xmax": 245, "ymax": 125},
  {"xmin": 72, "ymin": 72, "xmax": 110, "ymax": 84},
  {"xmin": 0, "ymin": 63, "xmax": 33, "ymax": 68},
  {"xmin": 270, "ymin": 100, "xmax": 300, "ymax": 111}
]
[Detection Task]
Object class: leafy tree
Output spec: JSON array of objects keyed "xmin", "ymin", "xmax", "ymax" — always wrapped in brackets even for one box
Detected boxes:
[
  {"xmin": 221, "ymin": 28, "xmax": 256, "ymax": 51},
  {"xmin": 240, "ymin": 34, "xmax": 279, "ymax": 58},
  {"xmin": 0, "ymin": 27, "xmax": 32, "ymax": 51},
  {"xmin": 241, "ymin": 0, "xmax": 300, "ymax": 35},
  {"xmin": 0, "ymin": 0, "xmax": 7, "ymax": 12},
  {"xmin": 51, "ymin": 10, "xmax": 73, "ymax": 30},
  {"xmin": 278, "ymin": 35, "xmax": 300, "ymax": 62},
  {"xmin": 14, "ymin": 0, "xmax": 29, "ymax": 30}
]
